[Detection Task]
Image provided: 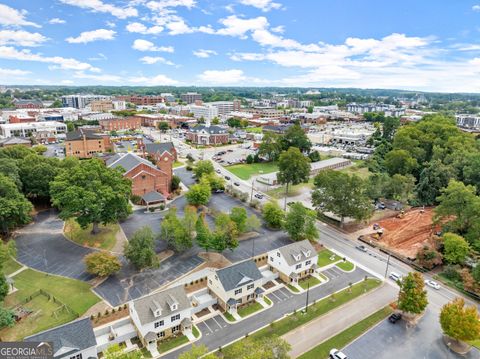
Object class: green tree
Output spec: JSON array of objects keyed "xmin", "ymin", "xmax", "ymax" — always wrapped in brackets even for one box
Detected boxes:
[
  {"xmin": 472, "ymin": 264, "xmax": 480, "ymax": 283},
  {"xmin": 222, "ymin": 335, "xmax": 291, "ymax": 359},
  {"xmin": 227, "ymin": 118, "xmax": 242, "ymax": 128},
  {"xmin": 84, "ymin": 251, "xmax": 121, "ymax": 277},
  {"xmin": 19, "ymin": 155, "xmax": 61, "ymax": 200},
  {"xmin": 171, "ymin": 175, "xmax": 181, "ymax": 191},
  {"xmin": 308, "ymin": 150, "xmax": 321, "ymax": 162},
  {"xmin": 230, "ymin": 207, "xmax": 248, "ymax": 233},
  {"xmin": 440, "ymin": 298, "xmax": 480, "ymax": 343},
  {"xmin": 50, "ymin": 159, "xmax": 132, "ymax": 234},
  {"xmin": 384, "ymin": 149, "xmax": 418, "ymax": 176},
  {"xmin": 211, "ymin": 213, "xmax": 238, "ymax": 252},
  {"xmin": 365, "ymin": 172, "xmax": 390, "ymax": 200},
  {"xmin": 201, "ymin": 173, "xmax": 225, "ymax": 191},
  {"xmin": 385, "ymin": 174, "xmax": 416, "ymax": 202},
  {"xmin": 0, "ymin": 307, "xmax": 15, "ymax": 329},
  {"xmin": 262, "ymin": 201, "xmax": 284, "ymax": 229},
  {"xmin": 157, "ymin": 122, "xmax": 170, "ymax": 132},
  {"xmin": 0, "ymin": 174, "xmax": 33, "ymax": 236},
  {"xmin": 245, "ymin": 214, "xmax": 261, "ymax": 232},
  {"xmin": 160, "ymin": 207, "xmax": 196, "ymax": 252},
  {"xmin": 397, "ymin": 272, "xmax": 428, "ymax": 315},
  {"xmin": 32, "ymin": 145, "xmax": 48, "ymax": 155},
  {"xmin": 195, "ymin": 214, "xmax": 211, "ymax": 252},
  {"xmin": 246, "ymin": 154, "xmax": 254, "ymax": 164},
  {"xmin": 277, "ymin": 147, "xmax": 311, "ymax": 196},
  {"xmin": 258, "ymin": 132, "xmax": 282, "ymax": 162},
  {"xmin": 193, "ymin": 160, "xmax": 214, "ymax": 179},
  {"xmin": 124, "ymin": 226, "xmax": 158, "ymax": 269},
  {"xmin": 0, "ymin": 144, "xmax": 35, "ymax": 160},
  {"xmin": 0, "ymin": 275, "xmax": 9, "ymax": 301},
  {"xmin": 443, "ymin": 233, "xmax": 470, "ymax": 265},
  {"xmin": 415, "ymin": 160, "xmax": 455, "ymax": 205},
  {"xmin": 0, "ymin": 158, "xmax": 21, "ymax": 190},
  {"xmin": 212, "ymin": 117, "xmax": 220, "ymax": 125},
  {"xmin": 280, "ymin": 122, "xmax": 311, "ymax": 152},
  {"xmin": 178, "ymin": 344, "xmax": 218, "ymax": 359},
  {"xmin": 312, "ymin": 170, "xmax": 373, "ymax": 226},
  {"xmin": 382, "ymin": 116, "xmax": 400, "ymax": 141},
  {"xmin": 186, "ymin": 182, "xmax": 211, "ymax": 206},
  {"xmin": 284, "ymin": 202, "xmax": 318, "ymax": 241},
  {"xmin": 0, "ymin": 241, "xmax": 16, "ymax": 272}
]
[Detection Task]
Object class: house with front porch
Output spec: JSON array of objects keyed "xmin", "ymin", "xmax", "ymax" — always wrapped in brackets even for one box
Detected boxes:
[
  {"xmin": 129, "ymin": 286, "xmax": 192, "ymax": 348},
  {"xmin": 267, "ymin": 240, "xmax": 318, "ymax": 284},
  {"xmin": 207, "ymin": 259, "xmax": 264, "ymax": 314}
]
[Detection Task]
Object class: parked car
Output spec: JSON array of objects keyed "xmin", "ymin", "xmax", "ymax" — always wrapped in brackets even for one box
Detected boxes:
[
  {"xmin": 234, "ymin": 182, "xmax": 240, "ymax": 186},
  {"xmin": 224, "ymin": 176, "xmax": 231, "ymax": 180},
  {"xmin": 254, "ymin": 193, "xmax": 264, "ymax": 199},
  {"xmin": 389, "ymin": 272, "xmax": 402, "ymax": 282},
  {"xmin": 216, "ymin": 169, "xmax": 221, "ymax": 174},
  {"xmin": 329, "ymin": 349, "xmax": 347, "ymax": 359},
  {"xmin": 424, "ymin": 280, "xmax": 441, "ymax": 290},
  {"xmin": 388, "ymin": 313, "xmax": 402, "ymax": 323},
  {"xmin": 355, "ymin": 245, "xmax": 367, "ymax": 252},
  {"xmin": 227, "ymin": 149, "xmax": 234, "ymax": 152},
  {"xmin": 214, "ymin": 189, "xmax": 224, "ymax": 193}
]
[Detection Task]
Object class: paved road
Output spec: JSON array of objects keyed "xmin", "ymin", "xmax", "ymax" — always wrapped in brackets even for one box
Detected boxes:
[
  {"xmin": 163, "ymin": 266, "xmax": 371, "ymax": 359},
  {"xmin": 283, "ymin": 283, "xmax": 397, "ymax": 358}
]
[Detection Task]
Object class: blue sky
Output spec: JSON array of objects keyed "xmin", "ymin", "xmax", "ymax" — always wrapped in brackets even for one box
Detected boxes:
[{"xmin": 1, "ymin": 0, "xmax": 480, "ymax": 92}]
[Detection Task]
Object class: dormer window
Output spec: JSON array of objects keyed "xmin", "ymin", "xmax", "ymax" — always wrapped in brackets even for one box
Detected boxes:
[
  {"xmin": 305, "ymin": 250, "xmax": 311, "ymax": 257},
  {"xmin": 171, "ymin": 303, "xmax": 177, "ymax": 311}
]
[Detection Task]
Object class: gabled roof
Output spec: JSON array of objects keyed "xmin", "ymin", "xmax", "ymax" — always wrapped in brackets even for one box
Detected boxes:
[
  {"xmin": 189, "ymin": 125, "xmax": 227, "ymax": 134},
  {"xmin": 131, "ymin": 285, "xmax": 191, "ymax": 326},
  {"xmin": 277, "ymin": 240, "xmax": 316, "ymax": 267},
  {"xmin": 215, "ymin": 260, "xmax": 262, "ymax": 292},
  {"xmin": 25, "ymin": 318, "xmax": 96, "ymax": 358},
  {"xmin": 106, "ymin": 152, "xmax": 156, "ymax": 173},
  {"xmin": 141, "ymin": 191, "xmax": 165, "ymax": 203},
  {"xmin": 145, "ymin": 142, "xmax": 174, "ymax": 155},
  {"xmin": 65, "ymin": 128, "xmax": 103, "ymax": 141},
  {"xmin": 0, "ymin": 137, "xmax": 30, "ymax": 146}
]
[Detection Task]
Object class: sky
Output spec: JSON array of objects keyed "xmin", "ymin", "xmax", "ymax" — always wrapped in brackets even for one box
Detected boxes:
[{"xmin": 1, "ymin": 0, "xmax": 480, "ymax": 92}]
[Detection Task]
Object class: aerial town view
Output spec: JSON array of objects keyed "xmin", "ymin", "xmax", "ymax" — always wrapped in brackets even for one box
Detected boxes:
[{"xmin": 1, "ymin": 1, "xmax": 480, "ymax": 359}]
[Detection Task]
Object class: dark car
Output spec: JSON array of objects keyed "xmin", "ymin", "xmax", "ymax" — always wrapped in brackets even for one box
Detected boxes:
[
  {"xmin": 254, "ymin": 193, "xmax": 264, "ymax": 199},
  {"xmin": 214, "ymin": 189, "xmax": 224, "ymax": 193},
  {"xmin": 388, "ymin": 313, "xmax": 402, "ymax": 323},
  {"xmin": 224, "ymin": 176, "xmax": 231, "ymax": 180},
  {"xmin": 234, "ymin": 182, "xmax": 240, "ymax": 186}
]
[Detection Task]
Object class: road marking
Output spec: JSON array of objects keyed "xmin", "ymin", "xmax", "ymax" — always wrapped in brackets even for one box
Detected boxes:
[
  {"xmin": 270, "ymin": 291, "xmax": 282, "ymax": 302},
  {"xmin": 202, "ymin": 320, "xmax": 213, "ymax": 333},
  {"xmin": 211, "ymin": 316, "xmax": 223, "ymax": 330}
]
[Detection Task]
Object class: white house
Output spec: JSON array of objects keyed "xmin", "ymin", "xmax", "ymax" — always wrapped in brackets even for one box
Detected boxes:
[
  {"xmin": 129, "ymin": 285, "xmax": 192, "ymax": 347},
  {"xmin": 267, "ymin": 240, "xmax": 318, "ymax": 284},
  {"xmin": 207, "ymin": 259, "xmax": 264, "ymax": 314},
  {"xmin": 25, "ymin": 317, "xmax": 98, "ymax": 359}
]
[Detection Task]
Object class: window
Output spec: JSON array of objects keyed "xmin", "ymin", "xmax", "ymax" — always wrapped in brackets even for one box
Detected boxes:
[
  {"xmin": 157, "ymin": 331, "xmax": 165, "ymax": 338},
  {"xmin": 247, "ymin": 284, "xmax": 254, "ymax": 290},
  {"xmin": 234, "ymin": 288, "xmax": 242, "ymax": 295},
  {"xmin": 306, "ymin": 260, "xmax": 311, "ymax": 266},
  {"xmin": 276, "ymin": 252, "xmax": 280, "ymax": 257},
  {"xmin": 296, "ymin": 264, "xmax": 302, "ymax": 269},
  {"xmin": 171, "ymin": 313, "xmax": 180, "ymax": 322},
  {"xmin": 70, "ymin": 354, "xmax": 82, "ymax": 359},
  {"xmin": 209, "ymin": 279, "xmax": 212, "ymax": 285},
  {"xmin": 154, "ymin": 320, "xmax": 164, "ymax": 328},
  {"xmin": 172, "ymin": 325, "xmax": 181, "ymax": 333}
]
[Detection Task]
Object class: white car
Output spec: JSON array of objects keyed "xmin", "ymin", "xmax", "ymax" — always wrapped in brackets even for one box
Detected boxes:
[
  {"xmin": 330, "ymin": 349, "xmax": 347, "ymax": 359},
  {"xmin": 424, "ymin": 280, "xmax": 441, "ymax": 290}
]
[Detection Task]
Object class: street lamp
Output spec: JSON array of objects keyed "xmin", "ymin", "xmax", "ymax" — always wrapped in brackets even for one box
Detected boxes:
[
  {"xmin": 384, "ymin": 253, "xmax": 391, "ymax": 278},
  {"xmin": 304, "ymin": 282, "xmax": 310, "ymax": 313},
  {"xmin": 250, "ymin": 179, "xmax": 255, "ymax": 202}
]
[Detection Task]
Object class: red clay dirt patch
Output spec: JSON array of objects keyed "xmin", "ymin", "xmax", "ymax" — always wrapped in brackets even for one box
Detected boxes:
[{"xmin": 376, "ymin": 208, "xmax": 439, "ymax": 259}]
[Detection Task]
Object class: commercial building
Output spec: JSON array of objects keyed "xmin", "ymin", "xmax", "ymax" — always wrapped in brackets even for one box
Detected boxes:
[
  {"xmin": 181, "ymin": 92, "xmax": 202, "ymax": 104},
  {"xmin": 206, "ymin": 100, "xmax": 241, "ymax": 116},
  {"xmin": 117, "ymin": 95, "xmax": 165, "ymax": 106},
  {"xmin": 13, "ymin": 98, "xmax": 43, "ymax": 109},
  {"xmin": 0, "ymin": 121, "xmax": 67, "ymax": 140},
  {"xmin": 456, "ymin": 114, "xmax": 480, "ymax": 130},
  {"xmin": 99, "ymin": 117, "xmax": 142, "ymax": 131},
  {"xmin": 310, "ymin": 157, "xmax": 352, "ymax": 176},
  {"xmin": 188, "ymin": 104, "xmax": 218, "ymax": 120},
  {"xmin": 65, "ymin": 128, "xmax": 111, "ymax": 158},
  {"xmin": 62, "ymin": 94, "xmax": 110, "ymax": 109},
  {"xmin": 9, "ymin": 113, "xmax": 36, "ymax": 123},
  {"xmin": 89, "ymin": 100, "xmax": 114, "ymax": 112},
  {"xmin": 0, "ymin": 137, "xmax": 31, "ymax": 147},
  {"xmin": 347, "ymin": 103, "xmax": 405, "ymax": 117},
  {"xmin": 186, "ymin": 124, "xmax": 229, "ymax": 145},
  {"xmin": 161, "ymin": 93, "xmax": 175, "ymax": 102}
]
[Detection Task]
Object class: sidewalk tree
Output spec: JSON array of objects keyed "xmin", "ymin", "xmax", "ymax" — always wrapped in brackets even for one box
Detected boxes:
[
  {"xmin": 262, "ymin": 201, "xmax": 284, "ymax": 229},
  {"xmin": 440, "ymin": 298, "xmax": 480, "ymax": 346},
  {"xmin": 84, "ymin": 251, "xmax": 121, "ymax": 277},
  {"xmin": 0, "ymin": 307, "xmax": 15, "ymax": 329},
  {"xmin": 193, "ymin": 160, "xmax": 214, "ymax": 178},
  {"xmin": 312, "ymin": 170, "xmax": 373, "ymax": 226},
  {"xmin": 0, "ymin": 174, "xmax": 33, "ymax": 236},
  {"xmin": 186, "ymin": 182, "xmax": 211, "ymax": 206},
  {"xmin": 443, "ymin": 233, "xmax": 470, "ymax": 265},
  {"xmin": 397, "ymin": 272, "xmax": 428, "ymax": 315},
  {"xmin": 277, "ymin": 147, "xmax": 311, "ymax": 195},
  {"xmin": 230, "ymin": 207, "xmax": 248, "ymax": 233},
  {"xmin": 284, "ymin": 202, "xmax": 318, "ymax": 241},
  {"xmin": 50, "ymin": 159, "xmax": 132, "ymax": 235},
  {"xmin": 124, "ymin": 226, "xmax": 158, "ymax": 269}
]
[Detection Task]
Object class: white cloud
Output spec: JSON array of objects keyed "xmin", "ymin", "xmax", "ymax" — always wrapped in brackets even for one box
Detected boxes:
[
  {"xmin": 145, "ymin": 0, "xmax": 196, "ymax": 11},
  {"xmin": 0, "ymin": 46, "xmax": 99, "ymax": 71},
  {"xmin": 73, "ymin": 71, "xmax": 122, "ymax": 82},
  {"xmin": 0, "ymin": 68, "xmax": 30, "ymax": 76},
  {"xmin": 88, "ymin": 53, "xmax": 108, "ymax": 61},
  {"xmin": 271, "ymin": 25, "xmax": 284, "ymax": 33},
  {"xmin": 66, "ymin": 29, "xmax": 116, "ymax": 44},
  {"xmin": 129, "ymin": 74, "xmax": 179, "ymax": 85},
  {"xmin": 139, "ymin": 56, "xmax": 175, "ymax": 65},
  {"xmin": 106, "ymin": 21, "xmax": 116, "ymax": 28},
  {"xmin": 216, "ymin": 15, "xmax": 268, "ymax": 38},
  {"xmin": 49, "ymin": 18, "xmax": 66, "ymax": 24},
  {"xmin": 0, "ymin": 4, "xmax": 40, "ymax": 28},
  {"xmin": 126, "ymin": 22, "xmax": 164, "ymax": 34},
  {"xmin": 197, "ymin": 69, "xmax": 246, "ymax": 84},
  {"xmin": 239, "ymin": 0, "xmax": 281, "ymax": 12},
  {"xmin": 61, "ymin": 79, "xmax": 74, "ymax": 85},
  {"xmin": 193, "ymin": 49, "xmax": 217, "ymax": 58},
  {"xmin": 0, "ymin": 30, "xmax": 48, "ymax": 47},
  {"xmin": 473, "ymin": 5, "xmax": 480, "ymax": 11},
  {"xmin": 132, "ymin": 39, "xmax": 174, "ymax": 52},
  {"xmin": 59, "ymin": 0, "xmax": 138, "ymax": 19}
]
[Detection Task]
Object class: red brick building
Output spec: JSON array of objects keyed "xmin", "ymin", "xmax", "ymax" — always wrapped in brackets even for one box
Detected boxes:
[
  {"xmin": 186, "ymin": 125, "xmax": 229, "ymax": 145},
  {"xmin": 9, "ymin": 114, "xmax": 36, "ymax": 123},
  {"xmin": 143, "ymin": 142, "xmax": 177, "ymax": 162},
  {"xmin": 13, "ymin": 99, "xmax": 43, "ymax": 109},
  {"xmin": 98, "ymin": 117, "xmax": 142, "ymax": 131},
  {"xmin": 116, "ymin": 95, "xmax": 165, "ymax": 106}
]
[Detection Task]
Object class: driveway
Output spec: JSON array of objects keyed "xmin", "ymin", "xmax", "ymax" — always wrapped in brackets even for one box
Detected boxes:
[{"xmin": 14, "ymin": 209, "xmax": 94, "ymax": 281}]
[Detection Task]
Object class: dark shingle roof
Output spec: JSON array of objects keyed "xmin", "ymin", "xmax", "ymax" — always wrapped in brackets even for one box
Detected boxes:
[
  {"xmin": 145, "ymin": 142, "xmax": 174, "ymax": 155},
  {"xmin": 142, "ymin": 191, "xmax": 165, "ymax": 203},
  {"xmin": 65, "ymin": 128, "xmax": 103, "ymax": 141},
  {"xmin": 24, "ymin": 318, "xmax": 96, "ymax": 358},
  {"xmin": 216, "ymin": 260, "xmax": 262, "ymax": 292},
  {"xmin": 0, "ymin": 137, "xmax": 30, "ymax": 146},
  {"xmin": 189, "ymin": 125, "xmax": 227, "ymax": 134},
  {"xmin": 106, "ymin": 152, "xmax": 155, "ymax": 173}
]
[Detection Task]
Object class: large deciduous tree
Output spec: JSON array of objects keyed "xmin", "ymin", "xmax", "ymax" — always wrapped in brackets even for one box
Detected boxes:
[
  {"xmin": 84, "ymin": 251, "xmax": 121, "ymax": 277},
  {"xmin": 262, "ymin": 201, "xmax": 284, "ymax": 229},
  {"xmin": 124, "ymin": 226, "xmax": 158, "ymax": 269},
  {"xmin": 50, "ymin": 159, "xmax": 132, "ymax": 234},
  {"xmin": 0, "ymin": 174, "xmax": 33, "ymax": 236},
  {"xmin": 19, "ymin": 154, "xmax": 61, "ymax": 201},
  {"xmin": 195, "ymin": 214, "xmax": 211, "ymax": 252},
  {"xmin": 440, "ymin": 298, "xmax": 480, "ymax": 345},
  {"xmin": 397, "ymin": 272, "xmax": 428, "ymax": 315},
  {"xmin": 160, "ymin": 207, "xmax": 197, "ymax": 252},
  {"xmin": 284, "ymin": 202, "xmax": 318, "ymax": 242},
  {"xmin": 193, "ymin": 160, "xmax": 214, "ymax": 179},
  {"xmin": 384, "ymin": 149, "xmax": 418, "ymax": 176},
  {"xmin": 277, "ymin": 147, "xmax": 310, "ymax": 195},
  {"xmin": 210, "ymin": 213, "xmax": 238, "ymax": 252},
  {"xmin": 185, "ymin": 182, "xmax": 211, "ymax": 206},
  {"xmin": 258, "ymin": 132, "xmax": 282, "ymax": 161},
  {"xmin": 229, "ymin": 207, "xmax": 248, "ymax": 233},
  {"xmin": 280, "ymin": 122, "xmax": 311, "ymax": 153},
  {"xmin": 442, "ymin": 233, "xmax": 470, "ymax": 265}
]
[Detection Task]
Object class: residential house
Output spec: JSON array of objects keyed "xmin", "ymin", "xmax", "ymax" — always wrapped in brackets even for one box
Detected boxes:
[
  {"xmin": 186, "ymin": 125, "xmax": 229, "ymax": 145},
  {"xmin": 24, "ymin": 318, "xmax": 98, "ymax": 359},
  {"xmin": 207, "ymin": 260, "xmax": 264, "ymax": 314},
  {"xmin": 65, "ymin": 128, "xmax": 111, "ymax": 158},
  {"xmin": 267, "ymin": 240, "xmax": 318, "ymax": 284},
  {"xmin": 129, "ymin": 286, "xmax": 192, "ymax": 347}
]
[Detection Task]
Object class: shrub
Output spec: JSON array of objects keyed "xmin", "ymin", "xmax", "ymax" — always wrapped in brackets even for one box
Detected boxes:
[
  {"xmin": 130, "ymin": 194, "xmax": 142, "ymax": 205},
  {"xmin": 443, "ymin": 265, "xmax": 462, "ymax": 282}
]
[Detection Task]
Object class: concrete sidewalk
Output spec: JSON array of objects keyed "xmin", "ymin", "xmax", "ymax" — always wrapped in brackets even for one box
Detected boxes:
[{"xmin": 283, "ymin": 283, "xmax": 397, "ymax": 358}]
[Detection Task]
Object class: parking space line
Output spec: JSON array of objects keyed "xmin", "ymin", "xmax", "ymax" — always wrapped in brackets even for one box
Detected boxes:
[
  {"xmin": 202, "ymin": 320, "xmax": 213, "ymax": 334},
  {"xmin": 211, "ymin": 316, "xmax": 224, "ymax": 330},
  {"xmin": 270, "ymin": 291, "xmax": 283, "ymax": 302}
]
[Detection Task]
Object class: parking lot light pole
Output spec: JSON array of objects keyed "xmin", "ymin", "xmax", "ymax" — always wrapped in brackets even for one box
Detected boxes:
[
  {"xmin": 384, "ymin": 253, "xmax": 391, "ymax": 278},
  {"xmin": 305, "ymin": 282, "xmax": 310, "ymax": 313}
]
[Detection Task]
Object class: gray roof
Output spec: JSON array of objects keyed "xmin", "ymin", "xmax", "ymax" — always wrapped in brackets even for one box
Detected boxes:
[
  {"xmin": 254, "ymin": 287, "xmax": 264, "ymax": 294},
  {"xmin": 189, "ymin": 125, "xmax": 227, "ymax": 134},
  {"xmin": 24, "ymin": 318, "xmax": 96, "ymax": 358},
  {"xmin": 215, "ymin": 260, "xmax": 262, "ymax": 292},
  {"xmin": 132, "ymin": 285, "xmax": 191, "ymax": 326},
  {"xmin": 310, "ymin": 157, "xmax": 351, "ymax": 171},
  {"xmin": 0, "ymin": 137, "xmax": 30, "ymax": 146},
  {"xmin": 277, "ymin": 240, "xmax": 316, "ymax": 266},
  {"xmin": 226, "ymin": 298, "xmax": 236, "ymax": 306},
  {"xmin": 106, "ymin": 152, "xmax": 156, "ymax": 173},
  {"xmin": 142, "ymin": 191, "xmax": 165, "ymax": 203},
  {"xmin": 66, "ymin": 128, "xmax": 103, "ymax": 141},
  {"xmin": 145, "ymin": 142, "xmax": 174, "ymax": 155}
]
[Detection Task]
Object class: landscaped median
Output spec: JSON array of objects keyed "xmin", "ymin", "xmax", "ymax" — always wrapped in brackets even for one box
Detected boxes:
[
  {"xmin": 317, "ymin": 249, "xmax": 342, "ymax": 267},
  {"xmin": 298, "ymin": 305, "xmax": 393, "ymax": 359},
  {"xmin": 64, "ymin": 218, "xmax": 119, "ymax": 251},
  {"xmin": 237, "ymin": 302, "xmax": 264, "ymax": 318}
]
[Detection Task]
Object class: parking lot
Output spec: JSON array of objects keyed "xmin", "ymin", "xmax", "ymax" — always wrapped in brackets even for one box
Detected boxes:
[
  {"xmin": 211, "ymin": 145, "xmax": 256, "ymax": 166},
  {"xmin": 323, "ymin": 266, "xmax": 348, "ymax": 279},
  {"xmin": 267, "ymin": 287, "xmax": 294, "ymax": 304},
  {"xmin": 196, "ymin": 315, "xmax": 229, "ymax": 337}
]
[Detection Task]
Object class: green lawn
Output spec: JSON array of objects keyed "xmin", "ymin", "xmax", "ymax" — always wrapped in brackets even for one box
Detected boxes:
[
  {"xmin": 157, "ymin": 334, "xmax": 189, "ymax": 353},
  {"xmin": 317, "ymin": 249, "xmax": 342, "ymax": 267},
  {"xmin": 227, "ymin": 162, "xmax": 279, "ymax": 180},
  {"xmin": 64, "ymin": 218, "xmax": 118, "ymax": 251},
  {"xmin": 339, "ymin": 160, "xmax": 371, "ymax": 179},
  {"xmin": 237, "ymin": 301, "xmax": 264, "ymax": 318},
  {"xmin": 192, "ymin": 325, "xmax": 200, "ymax": 338},
  {"xmin": 287, "ymin": 284, "xmax": 300, "ymax": 293},
  {"xmin": 245, "ymin": 127, "xmax": 263, "ymax": 133},
  {"xmin": 2, "ymin": 257, "xmax": 22, "ymax": 276},
  {"xmin": 266, "ymin": 178, "xmax": 314, "ymax": 199},
  {"xmin": 299, "ymin": 276, "xmax": 321, "ymax": 290},
  {"xmin": 224, "ymin": 312, "xmax": 236, "ymax": 322},
  {"xmin": 469, "ymin": 339, "xmax": 480, "ymax": 349},
  {"xmin": 173, "ymin": 160, "xmax": 184, "ymax": 168},
  {"xmin": 299, "ymin": 306, "xmax": 393, "ymax": 359},
  {"xmin": 1, "ymin": 269, "xmax": 100, "ymax": 340},
  {"xmin": 250, "ymin": 279, "xmax": 381, "ymax": 341},
  {"xmin": 336, "ymin": 261, "xmax": 355, "ymax": 272},
  {"xmin": 264, "ymin": 296, "xmax": 272, "ymax": 305}
]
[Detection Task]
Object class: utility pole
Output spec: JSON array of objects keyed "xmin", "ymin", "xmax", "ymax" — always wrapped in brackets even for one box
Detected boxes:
[
  {"xmin": 283, "ymin": 183, "xmax": 288, "ymax": 211},
  {"xmin": 384, "ymin": 253, "xmax": 391, "ymax": 278},
  {"xmin": 251, "ymin": 237, "xmax": 255, "ymax": 258},
  {"xmin": 250, "ymin": 180, "xmax": 254, "ymax": 202},
  {"xmin": 305, "ymin": 282, "xmax": 310, "ymax": 313}
]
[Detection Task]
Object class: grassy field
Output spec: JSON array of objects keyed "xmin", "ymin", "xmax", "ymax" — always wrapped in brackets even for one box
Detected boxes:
[
  {"xmin": 299, "ymin": 276, "xmax": 321, "ymax": 290},
  {"xmin": 298, "ymin": 306, "xmax": 393, "ymax": 359},
  {"xmin": 469, "ymin": 339, "xmax": 480, "ymax": 349},
  {"xmin": 287, "ymin": 284, "xmax": 300, "ymax": 293},
  {"xmin": 64, "ymin": 218, "xmax": 118, "ymax": 250},
  {"xmin": 266, "ymin": 178, "xmax": 314, "ymax": 199},
  {"xmin": 336, "ymin": 260, "xmax": 355, "ymax": 271},
  {"xmin": 2, "ymin": 257, "xmax": 22, "ymax": 276},
  {"xmin": 339, "ymin": 160, "xmax": 371, "ymax": 179},
  {"xmin": 317, "ymin": 249, "xmax": 342, "ymax": 267},
  {"xmin": 245, "ymin": 127, "xmax": 263, "ymax": 133},
  {"xmin": 238, "ymin": 302, "xmax": 264, "ymax": 318},
  {"xmin": 1, "ymin": 269, "xmax": 100, "ymax": 340},
  {"xmin": 192, "ymin": 325, "xmax": 200, "ymax": 338},
  {"xmin": 157, "ymin": 334, "xmax": 189, "ymax": 353},
  {"xmin": 227, "ymin": 162, "xmax": 278, "ymax": 180}
]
